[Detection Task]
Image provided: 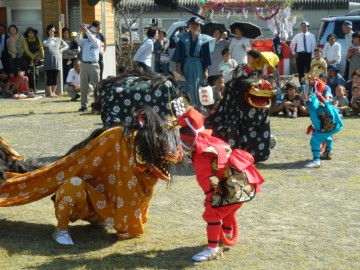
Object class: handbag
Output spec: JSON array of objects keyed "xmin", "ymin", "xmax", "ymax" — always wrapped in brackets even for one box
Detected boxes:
[
  {"xmin": 160, "ymin": 52, "xmax": 170, "ymax": 64},
  {"xmin": 212, "ymin": 168, "xmax": 256, "ymax": 208}
]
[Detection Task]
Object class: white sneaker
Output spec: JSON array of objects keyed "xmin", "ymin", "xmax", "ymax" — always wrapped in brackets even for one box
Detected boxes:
[
  {"xmin": 52, "ymin": 229, "xmax": 74, "ymax": 245},
  {"xmin": 304, "ymin": 161, "xmax": 321, "ymax": 168},
  {"xmin": 192, "ymin": 247, "xmax": 223, "ymax": 262}
]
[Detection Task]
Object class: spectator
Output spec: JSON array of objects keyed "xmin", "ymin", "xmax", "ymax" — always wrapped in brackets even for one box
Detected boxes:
[
  {"xmin": 172, "ymin": 16, "xmax": 213, "ymax": 108},
  {"xmin": 22, "ymin": 27, "xmax": 44, "ymax": 69},
  {"xmin": 283, "ymin": 82, "xmax": 301, "ymax": 118},
  {"xmin": 350, "ymin": 86, "xmax": 360, "ymax": 115},
  {"xmin": 153, "ymin": 27, "xmax": 170, "ymax": 74},
  {"xmin": 6, "ymin": 24, "xmax": 25, "ymax": 74},
  {"xmin": 327, "ymin": 64, "xmax": 346, "ymax": 97},
  {"xmin": 318, "ymin": 73, "xmax": 333, "ymax": 101},
  {"xmin": 92, "ymin": 20, "xmax": 106, "ymax": 81},
  {"xmin": 76, "ymin": 25, "xmax": 100, "ymax": 112},
  {"xmin": 229, "ymin": 25, "xmax": 251, "ymax": 66},
  {"xmin": 12, "ymin": 69, "xmax": 35, "ymax": 99},
  {"xmin": 43, "ymin": 24, "xmax": 69, "ymax": 98},
  {"xmin": 290, "ymin": 21, "xmax": 316, "ymax": 85},
  {"xmin": 309, "ymin": 48, "xmax": 327, "ymax": 79},
  {"xmin": 208, "ymin": 27, "xmax": 228, "ymax": 85},
  {"xmin": 133, "ymin": 27, "xmax": 158, "ymax": 73},
  {"xmin": 342, "ymin": 21, "xmax": 353, "ymax": 80},
  {"xmin": 62, "ymin": 28, "xmax": 80, "ymax": 84},
  {"xmin": 221, "ymin": 31, "xmax": 228, "ymax": 41},
  {"xmin": 332, "ymin": 85, "xmax": 349, "ymax": 116},
  {"xmin": 64, "ymin": 60, "xmax": 83, "ymax": 102},
  {"xmin": 345, "ymin": 70, "xmax": 360, "ymax": 101},
  {"xmin": 218, "ymin": 47, "xmax": 237, "ymax": 83},
  {"xmin": 346, "ymin": 31, "xmax": 360, "ymax": 81},
  {"xmin": 323, "ymin": 34, "xmax": 341, "ymax": 66},
  {"xmin": 204, "ymin": 74, "xmax": 225, "ymax": 115},
  {"xmin": 22, "ymin": 27, "xmax": 44, "ymax": 90},
  {"xmin": 0, "ymin": 71, "xmax": 10, "ymax": 97},
  {"xmin": 268, "ymin": 74, "xmax": 284, "ymax": 116},
  {"xmin": 3, "ymin": 72, "xmax": 17, "ymax": 97},
  {"xmin": 0, "ymin": 24, "xmax": 9, "ymax": 73}
]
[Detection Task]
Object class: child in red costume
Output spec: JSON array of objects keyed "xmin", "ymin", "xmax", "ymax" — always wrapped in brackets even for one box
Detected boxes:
[{"xmin": 177, "ymin": 107, "xmax": 264, "ymax": 262}]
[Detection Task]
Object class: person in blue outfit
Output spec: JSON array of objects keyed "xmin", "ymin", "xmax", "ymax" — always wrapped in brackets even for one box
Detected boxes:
[
  {"xmin": 304, "ymin": 79, "xmax": 343, "ymax": 168},
  {"xmin": 172, "ymin": 16, "xmax": 214, "ymax": 108}
]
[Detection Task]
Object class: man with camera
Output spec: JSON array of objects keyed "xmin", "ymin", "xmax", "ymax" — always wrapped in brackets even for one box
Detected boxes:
[{"xmin": 75, "ymin": 24, "xmax": 100, "ymax": 112}]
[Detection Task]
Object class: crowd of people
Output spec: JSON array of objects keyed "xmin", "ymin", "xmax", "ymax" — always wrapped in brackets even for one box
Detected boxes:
[{"xmin": 0, "ymin": 21, "xmax": 106, "ymax": 108}]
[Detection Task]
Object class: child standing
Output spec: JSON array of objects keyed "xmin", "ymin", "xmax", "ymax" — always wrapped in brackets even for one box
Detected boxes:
[
  {"xmin": 66, "ymin": 32, "xmax": 81, "ymax": 66},
  {"xmin": 332, "ymin": 85, "xmax": 349, "ymax": 115},
  {"xmin": 176, "ymin": 107, "xmax": 264, "ymax": 262},
  {"xmin": 283, "ymin": 82, "xmax": 301, "ymax": 118},
  {"xmin": 218, "ymin": 47, "xmax": 237, "ymax": 83},
  {"xmin": 309, "ymin": 48, "xmax": 327, "ymax": 79}
]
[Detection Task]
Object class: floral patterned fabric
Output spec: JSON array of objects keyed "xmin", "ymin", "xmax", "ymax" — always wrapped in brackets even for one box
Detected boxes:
[
  {"xmin": 0, "ymin": 127, "xmax": 162, "ymax": 239},
  {"xmin": 205, "ymin": 77, "xmax": 271, "ymax": 163},
  {"xmin": 100, "ymin": 76, "xmax": 177, "ymax": 127}
]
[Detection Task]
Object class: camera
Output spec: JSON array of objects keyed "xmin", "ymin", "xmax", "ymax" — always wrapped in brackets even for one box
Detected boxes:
[{"xmin": 81, "ymin": 23, "xmax": 89, "ymax": 28}]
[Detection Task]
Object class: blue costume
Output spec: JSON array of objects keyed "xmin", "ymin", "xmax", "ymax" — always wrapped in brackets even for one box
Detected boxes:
[
  {"xmin": 307, "ymin": 93, "xmax": 343, "ymax": 164},
  {"xmin": 171, "ymin": 32, "xmax": 213, "ymax": 107}
]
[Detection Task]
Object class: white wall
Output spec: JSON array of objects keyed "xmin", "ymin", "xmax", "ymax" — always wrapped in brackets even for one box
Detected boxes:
[{"xmin": 0, "ymin": 0, "xmax": 42, "ymax": 37}]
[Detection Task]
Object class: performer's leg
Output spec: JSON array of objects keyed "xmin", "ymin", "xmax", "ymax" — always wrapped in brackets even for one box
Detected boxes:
[
  {"xmin": 53, "ymin": 177, "xmax": 88, "ymax": 245},
  {"xmin": 305, "ymin": 132, "xmax": 324, "ymax": 168}
]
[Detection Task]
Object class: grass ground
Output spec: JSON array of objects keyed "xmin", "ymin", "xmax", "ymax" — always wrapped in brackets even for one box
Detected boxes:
[{"xmin": 0, "ymin": 97, "xmax": 359, "ymax": 270}]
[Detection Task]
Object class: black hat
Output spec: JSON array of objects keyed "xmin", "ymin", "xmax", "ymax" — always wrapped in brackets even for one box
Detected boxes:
[
  {"xmin": 319, "ymin": 73, "xmax": 328, "ymax": 79},
  {"xmin": 24, "ymin": 27, "xmax": 38, "ymax": 38},
  {"xmin": 187, "ymin": 16, "xmax": 205, "ymax": 26}
]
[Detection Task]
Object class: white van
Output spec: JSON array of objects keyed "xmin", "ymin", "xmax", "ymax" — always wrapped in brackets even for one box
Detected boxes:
[{"xmin": 317, "ymin": 16, "xmax": 360, "ymax": 75}]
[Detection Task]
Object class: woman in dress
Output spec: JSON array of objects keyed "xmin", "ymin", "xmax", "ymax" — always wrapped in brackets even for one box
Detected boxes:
[
  {"xmin": 42, "ymin": 24, "xmax": 68, "ymax": 97},
  {"xmin": 171, "ymin": 16, "xmax": 213, "ymax": 108}
]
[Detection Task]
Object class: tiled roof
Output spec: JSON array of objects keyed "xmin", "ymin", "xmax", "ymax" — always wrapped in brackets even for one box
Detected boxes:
[{"xmin": 116, "ymin": 0, "xmax": 358, "ymax": 10}]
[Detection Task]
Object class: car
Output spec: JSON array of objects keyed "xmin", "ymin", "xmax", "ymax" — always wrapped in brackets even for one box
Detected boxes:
[{"xmin": 317, "ymin": 16, "xmax": 360, "ymax": 75}]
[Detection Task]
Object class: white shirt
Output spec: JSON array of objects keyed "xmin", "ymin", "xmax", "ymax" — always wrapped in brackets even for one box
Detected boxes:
[
  {"xmin": 229, "ymin": 37, "xmax": 251, "ymax": 65},
  {"xmin": 290, "ymin": 31, "xmax": 316, "ymax": 57},
  {"xmin": 323, "ymin": 42, "xmax": 341, "ymax": 64},
  {"xmin": 133, "ymin": 38, "xmax": 155, "ymax": 67},
  {"xmin": 66, "ymin": 68, "xmax": 81, "ymax": 85},
  {"xmin": 76, "ymin": 30, "xmax": 101, "ymax": 62}
]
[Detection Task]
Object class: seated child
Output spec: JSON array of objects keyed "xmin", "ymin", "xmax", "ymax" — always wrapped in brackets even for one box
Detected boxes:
[
  {"xmin": 331, "ymin": 85, "xmax": 349, "ymax": 115},
  {"xmin": 204, "ymin": 75, "xmax": 225, "ymax": 115},
  {"xmin": 283, "ymin": 82, "xmax": 300, "ymax": 118},
  {"xmin": 299, "ymin": 85, "xmax": 310, "ymax": 117},
  {"xmin": 309, "ymin": 48, "xmax": 327, "ymax": 79},
  {"xmin": 218, "ymin": 47, "xmax": 238, "ymax": 83},
  {"xmin": 318, "ymin": 73, "xmax": 333, "ymax": 101},
  {"xmin": 327, "ymin": 64, "xmax": 345, "ymax": 97},
  {"xmin": 67, "ymin": 32, "xmax": 81, "ymax": 65},
  {"xmin": 268, "ymin": 74, "xmax": 284, "ymax": 116},
  {"xmin": 4, "ymin": 73, "xmax": 17, "ymax": 98},
  {"xmin": 12, "ymin": 70, "xmax": 35, "ymax": 99},
  {"xmin": 350, "ymin": 86, "xmax": 360, "ymax": 115}
]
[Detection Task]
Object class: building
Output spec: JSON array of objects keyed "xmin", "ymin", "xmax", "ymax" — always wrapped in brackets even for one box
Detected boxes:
[{"xmin": 0, "ymin": 0, "xmax": 116, "ymax": 92}]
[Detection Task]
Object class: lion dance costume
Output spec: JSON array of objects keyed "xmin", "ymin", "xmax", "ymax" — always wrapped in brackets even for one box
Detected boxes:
[
  {"xmin": 171, "ymin": 99, "xmax": 264, "ymax": 262},
  {"xmin": 304, "ymin": 79, "xmax": 343, "ymax": 168},
  {"xmin": 0, "ymin": 73, "xmax": 182, "ymax": 245}
]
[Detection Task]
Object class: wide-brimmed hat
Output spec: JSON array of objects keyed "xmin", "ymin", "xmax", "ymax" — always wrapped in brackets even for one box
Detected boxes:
[
  {"xmin": 24, "ymin": 27, "xmax": 38, "ymax": 38},
  {"xmin": 187, "ymin": 16, "xmax": 205, "ymax": 26}
]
